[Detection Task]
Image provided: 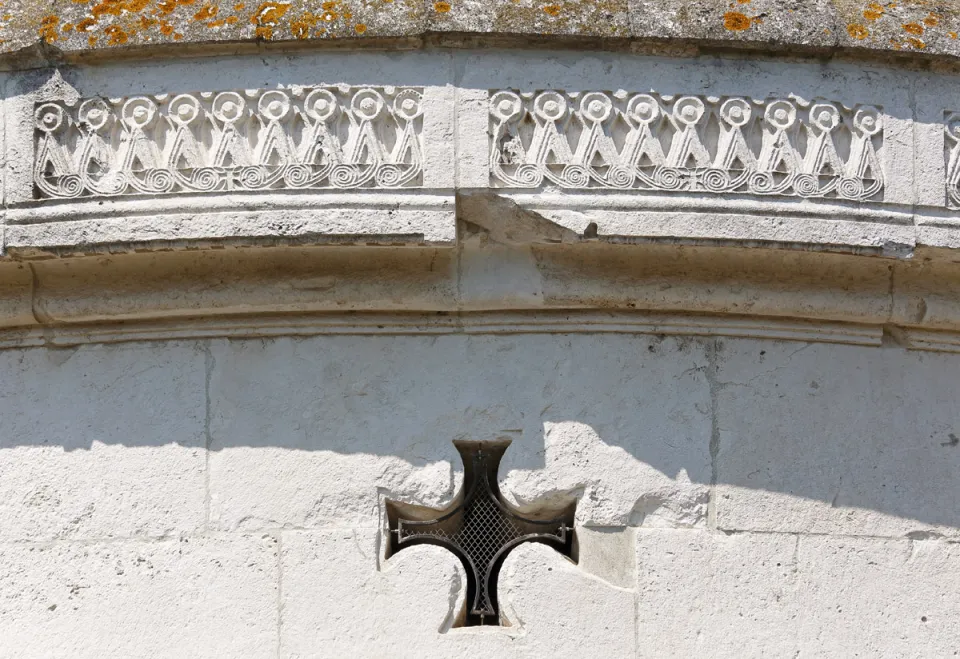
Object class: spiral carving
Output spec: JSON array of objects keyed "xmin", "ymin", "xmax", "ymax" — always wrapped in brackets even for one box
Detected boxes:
[
  {"xmin": 330, "ymin": 164, "xmax": 364, "ymax": 188},
  {"xmin": 190, "ymin": 167, "xmax": 222, "ymax": 192},
  {"xmin": 792, "ymin": 173, "xmax": 821, "ymax": 197},
  {"xmin": 606, "ymin": 165, "xmax": 634, "ymax": 189},
  {"xmin": 701, "ymin": 168, "xmax": 732, "ymax": 193},
  {"xmin": 143, "ymin": 168, "xmax": 175, "ymax": 193},
  {"xmin": 237, "ymin": 166, "xmax": 269, "ymax": 189},
  {"xmin": 513, "ymin": 164, "xmax": 544, "ymax": 188},
  {"xmin": 836, "ymin": 177, "xmax": 866, "ymax": 200},
  {"xmin": 653, "ymin": 166, "xmax": 686, "ymax": 191},
  {"xmin": 57, "ymin": 174, "xmax": 84, "ymax": 198},
  {"xmin": 560, "ymin": 165, "xmax": 591, "ymax": 187},
  {"xmin": 747, "ymin": 172, "xmax": 777, "ymax": 194},
  {"xmin": 283, "ymin": 164, "xmax": 313, "ymax": 188},
  {"xmin": 375, "ymin": 164, "xmax": 405, "ymax": 187}
]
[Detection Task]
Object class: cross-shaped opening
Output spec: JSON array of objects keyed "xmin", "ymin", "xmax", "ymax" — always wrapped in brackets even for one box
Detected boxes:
[{"xmin": 385, "ymin": 439, "xmax": 577, "ymax": 627}]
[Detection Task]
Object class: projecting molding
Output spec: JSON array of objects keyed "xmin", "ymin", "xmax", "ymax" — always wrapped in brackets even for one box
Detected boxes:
[{"xmin": 1, "ymin": 50, "xmax": 960, "ymax": 257}]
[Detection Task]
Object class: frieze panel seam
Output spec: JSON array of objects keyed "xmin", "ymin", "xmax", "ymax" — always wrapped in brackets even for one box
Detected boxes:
[
  {"xmin": 33, "ymin": 86, "xmax": 424, "ymax": 199},
  {"xmin": 489, "ymin": 90, "xmax": 884, "ymax": 201}
]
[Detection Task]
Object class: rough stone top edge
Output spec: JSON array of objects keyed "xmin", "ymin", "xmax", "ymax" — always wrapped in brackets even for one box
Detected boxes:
[{"xmin": 4, "ymin": 0, "xmax": 960, "ymax": 72}]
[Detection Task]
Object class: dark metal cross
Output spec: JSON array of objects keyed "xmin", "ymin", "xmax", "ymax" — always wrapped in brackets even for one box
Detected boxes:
[{"xmin": 385, "ymin": 440, "xmax": 577, "ymax": 626}]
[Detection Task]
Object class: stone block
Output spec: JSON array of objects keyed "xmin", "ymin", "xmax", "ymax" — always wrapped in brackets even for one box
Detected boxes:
[
  {"xmin": 795, "ymin": 535, "xmax": 960, "ymax": 656},
  {"xmin": 0, "ymin": 342, "xmax": 206, "ymax": 541},
  {"xmin": 0, "ymin": 535, "xmax": 278, "ymax": 659},
  {"xmin": 280, "ymin": 528, "xmax": 635, "ymax": 657},
  {"xmin": 714, "ymin": 339, "xmax": 960, "ymax": 537},
  {"xmin": 635, "ymin": 529, "xmax": 800, "ymax": 658},
  {"xmin": 207, "ymin": 333, "xmax": 712, "ymax": 531}
]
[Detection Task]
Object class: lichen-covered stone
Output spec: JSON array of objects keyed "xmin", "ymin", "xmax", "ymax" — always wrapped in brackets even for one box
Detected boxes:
[{"xmin": 6, "ymin": 0, "xmax": 960, "ymax": 64}]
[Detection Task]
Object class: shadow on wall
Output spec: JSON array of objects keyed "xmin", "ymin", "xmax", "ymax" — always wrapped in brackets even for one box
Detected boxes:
[{"xmin": 1, "ymin": 332, "xmax": 958, "ymax": 537}]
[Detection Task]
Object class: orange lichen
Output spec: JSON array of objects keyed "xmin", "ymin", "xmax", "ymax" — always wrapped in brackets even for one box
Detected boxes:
[
  {"xmin": 949, "ymin": 30, "xmax": 958, "ymax": 39},
  {"xmin": 139, "ymin": 15, "xmax": 157, "ymax": 29},
  {"xmin": 906, "ymin": 36, "xmax": 925, "ymax": 48},
  {"xmin": 543, "ymin": 4, "xmax": 561, "ymax": 15},
  {"xmin": 433, "ymin": 1, "xmax": 451, "ymax": 12},
  {"xmin": 723, "ymin": 11, "xmax": 751, "ymax": 31},
  {"xmin": 159, "ymin": 21, "xmax": 174, "ymax": 34},
  {"xmin": 234, "ymin": 2, "xmax": 245, "ymax": 10},
  {"xmin": 194, "ymin": 4, "xmax": 218, "ymax": 20},
  {"xmin": 39, "ymin": 15, "xmax": 59, "ymax": 43},
  {"xmin": 250, "ymin": 1, "xmax": 290, "ymax": 25},
  {"xmin": 76, "ymin": 16, "xmax": 97, "ymax": 31},
  {"xmin": 863, "ymin": 2, "xmax": 884, "ymax": 21},
  {"xmin": 173, "ymin": 31, "xmax": 184, "ymax": 39},
  {"xmin": 902, "ymin": 22, "xmax": 923, "ymax": 35},
  {"xmin": 923, "ymin": 13, "xmax": 939, "ymax": 27},
  {"xmin": 291, "ymin": 19, "xmax": 309, "ymax": 37},
  {"xmin": 104, "ymin": 24, "xmax": 129, "ymax": 44},
  {"xmin": 255, "ymin": 25, "xmax": 273, "ymax": 38},
  {"xmin": 88, "ymin": 34, "xmax": 98, "ymax": 45},
  {"xmin": 354, "ymin": 22, "xmax": 366, "ymax": 33},
  {"xmin": 736, "ymin": 0, "xmax": 750, "ymax": 4},
  {"xmin": 207, "ymin": 18, "xmax": 224, "ymax": 26},
  {"xmin": 91, "ymin": 0, "xmax": 151, "ymax": 19},
  {"xmin": 847, "ymin": 23, "xmax": 869, "ymax": 39},
  {"xmin": 321, "ymin": 10, "xmax": 338, "ymax": 21},
  {"xmin": 225, "ymin": 15, "xmax": 238, "ymax": 23}
]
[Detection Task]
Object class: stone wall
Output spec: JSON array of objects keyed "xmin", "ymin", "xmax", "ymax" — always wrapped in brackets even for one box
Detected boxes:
[
  {"xmin": 1, "ymin": 332, "xmax": 958, "ymax": 657},
  {"xmin": 2, "ymin": 18, "xmax": 960, "ymax": 658}
]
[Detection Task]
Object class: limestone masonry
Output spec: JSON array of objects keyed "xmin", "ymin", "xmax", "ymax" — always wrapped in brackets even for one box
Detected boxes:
[{"xmin": 1, "ymin": 2, "xmax": 960, "ymax": 657}]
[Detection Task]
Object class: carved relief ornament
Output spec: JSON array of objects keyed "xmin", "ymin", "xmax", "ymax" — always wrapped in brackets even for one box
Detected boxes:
[
  {"xmin": 489, "ymin": 90, "xmax": 885, "ymax": 201},
  {"xmin": 33, "ymin": 86, "xmax": 424, "ymax": 199}
]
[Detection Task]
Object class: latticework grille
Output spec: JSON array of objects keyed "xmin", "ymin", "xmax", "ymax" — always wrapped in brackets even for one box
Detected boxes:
[{"xmin": 386, "ymin": 441, "xmax": 576, "ymax": 626}]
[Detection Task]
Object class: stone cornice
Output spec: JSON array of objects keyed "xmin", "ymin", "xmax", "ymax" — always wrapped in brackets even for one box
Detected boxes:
[
  {"xmin": 5, "ymin": 1, "xmax": 960, "ymax": 71},
  {"xmin": 1, "ymin": 239, "xmax": 959, "ymax": 353}
]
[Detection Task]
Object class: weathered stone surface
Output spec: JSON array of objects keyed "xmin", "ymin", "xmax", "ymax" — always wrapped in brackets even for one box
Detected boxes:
[
  {"xmin": 280, "ymin": 528, "xmax": 635, "ymax": 657},
  {"xmin": 714, "ymin": 339, "xmax": 960, "ymax": 537},
  {"xmin": 796, "ymin": 535, "xmax": 960, "ymax": 655},
  {"xmin": 0, "ymin": 535, "xmax": 278, "ymax": 658},
  {"xmin": 636, "ymin": 529, "xmax": 800, "ymax": 657},
  {"xmin": 5, "ymin": 0, "xmax": 960, "ymax": 62},
  {"xmin": 0, "ymin": 342, "xmax": 206, "ymax": 541},
  {"xmin": 636, "ymin": 529, "xmax": 960, "ymax": 657},
  {"xmin": 207, "ymin": 333, "xmax": 712, "ymax": 530}
]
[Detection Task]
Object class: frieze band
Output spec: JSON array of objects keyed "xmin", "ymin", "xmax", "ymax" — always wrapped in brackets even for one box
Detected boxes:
[
  {"xmin": 489, "ymin": 90, "xmax": 885, "ymax": 202},
  {"xmin": 33, "ymin": 86, "xmax": 424, "ymax": 199}
]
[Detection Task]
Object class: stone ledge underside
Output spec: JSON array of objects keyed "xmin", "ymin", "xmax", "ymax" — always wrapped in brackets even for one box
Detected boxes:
[
  {"xmin": 1, "ymin": 242, "xmax": 958, "ymax": 352},
  {"xmin": 6, "ymin": 0, "xmax": 960, "ymax": 69}
]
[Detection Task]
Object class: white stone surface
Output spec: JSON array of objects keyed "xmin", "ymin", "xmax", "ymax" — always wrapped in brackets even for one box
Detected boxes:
[
  {"xmin": 714, "ymin": 340, "xmax": 960, "ymax": 537},
  {"xmin": 636, "ymin": 529, "xmax": 800, "ymax": 657},
  {"xmin": 636, "ymin": 529, "xmax": 960, "ymax": 657},
  {"xmin": 207, "ymin": 334, "xmax": 712, "ymax": 530},
  {"xmin": 7, "ymin": 49, "xmax": 960, "ymax": 255},
  {"xmin": 3, "ymin": 35, "xmax": 960, "ymax": 659},
  {"xmin": 0, "ymin": 534, "xmax": 278, "ymax": 659},
  {"xmin": 795, "ymin": 535, "xmax": 960, "ymax": 655},
  {"xmin": 0, "ymin": 342, "xmax": 206, "ymax": 542},
  {"xmin": 280, "ymin": 528, "xmax": 635, "ymax": 658}
]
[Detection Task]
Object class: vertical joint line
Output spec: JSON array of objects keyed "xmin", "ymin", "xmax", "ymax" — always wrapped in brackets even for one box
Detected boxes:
[
  {"xmin": 705, "ymin": 339, "xmax": 721, "ymax": 530},
  {"xmin": 203, "ymin": 341, "xmax": 214, "ymax": 528}
]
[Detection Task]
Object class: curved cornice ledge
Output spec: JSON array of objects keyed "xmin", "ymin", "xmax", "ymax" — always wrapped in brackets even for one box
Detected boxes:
[
  {"xmin": 2, "ymin": 14, "xmax": 960, "ymax": 351},
  {"xmin": 4, "ymin": 0, "xmax": 960, "ymax": 68}
]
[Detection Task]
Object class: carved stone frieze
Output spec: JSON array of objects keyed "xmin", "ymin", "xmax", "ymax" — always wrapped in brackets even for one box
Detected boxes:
[
  {"xmin": 489, "ymin": 90, "xmax": 884, "ymax": 201},
  {"xmin": 946, "ymin": 113, "xmax": 960, "ymax": 209},
  {"xmin": 33, "ymin": 86, "xmax": 424, "ymax": 199}
]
